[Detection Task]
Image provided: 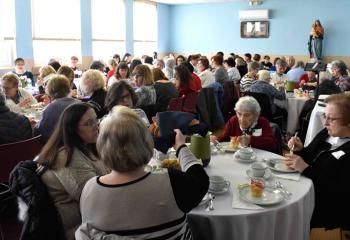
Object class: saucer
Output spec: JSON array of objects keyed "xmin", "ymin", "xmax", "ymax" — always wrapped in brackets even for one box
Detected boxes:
[
  {"xmin": 208, "ymin": 186, "xmax": 230, "ymax": 194},
  {"xmin": 246, "ymin": 168, "xmax": 272, "ymax": 180},
  {"xmin": 234, "ymin": 152, "xmax": 256, "ymax": 163}
]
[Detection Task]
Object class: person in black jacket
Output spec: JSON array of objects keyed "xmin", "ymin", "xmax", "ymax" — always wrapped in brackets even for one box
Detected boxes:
[
  {"xmin": 286, "ymin": 93, "xmax": 350, "ymax": 230},
  {"xmin": 0, "ymin": 89, "xmax": 32, "ymax": 144}
]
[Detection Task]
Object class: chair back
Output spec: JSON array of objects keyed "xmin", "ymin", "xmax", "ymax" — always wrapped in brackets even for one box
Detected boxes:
[
  {"xmin": 168, "ymin": 97, "xmax": 184, "ymax": 111},
  {"xmin": 168, "ymin": 92, "xmax": 198, "ymax": 114},
  {"xmin": 222, "ymin": 81, "xmax": 238, "ymax": 122},
  {"xmin": 270, "ymin": 122, "xmax": 283, "ymax": 155},
  {"xmin": 0, "ymin": 135, "xmax": 43, "ymax": 182},
  {"xmin": 244, "ymin": 92, "xmax": 273, "ymax": 121},
  {"xmin": 182, "ymin": 92, "xmax": 198, "ymax": 113}
]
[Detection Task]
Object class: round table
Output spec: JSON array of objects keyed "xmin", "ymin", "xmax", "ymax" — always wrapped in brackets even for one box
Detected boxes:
[{"xmin": 188, "ymin": 148, "xmax": 314, "ymax": 240}]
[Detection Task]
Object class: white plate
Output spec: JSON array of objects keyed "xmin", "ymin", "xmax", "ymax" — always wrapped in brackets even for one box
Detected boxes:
[
  {"xmin": 219, "ymin": 142, "xmax": 239, "ymax": 153},
  {"xmin": 234, "ymin": 152, "xmax": 256, "ymax": 163},
  {"xmin": 208, "ymin": 186, "xmax": 230, "ymax": 194},
  {"xmin": 266, "ymin": 159, "xmax": 298, "ymax": 173},
  {"xmin": 246, "ymin": 168, "xmax": 272, "ymax": 180},
  {"xmin": 238, "ymin": 185, "xmax": 284, "ymax": 205}
]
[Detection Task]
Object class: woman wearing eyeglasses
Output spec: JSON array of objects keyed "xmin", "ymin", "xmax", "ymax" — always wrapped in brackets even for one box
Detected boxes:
[
  {"xmin": 286, "ymin": 93, "xmax": 350, "ymax": 230},
  {"xmin": 37, "ymin": 102, "xmax": 109, "ymax": 240}
]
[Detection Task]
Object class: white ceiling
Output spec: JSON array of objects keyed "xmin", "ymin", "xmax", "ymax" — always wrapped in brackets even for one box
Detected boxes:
[{"xmin": 150, "ymin": 0, "xmax": 247, "ymax": 5}]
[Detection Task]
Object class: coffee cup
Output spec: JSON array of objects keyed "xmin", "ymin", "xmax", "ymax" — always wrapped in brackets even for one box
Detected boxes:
[
  {"xmin": 251, "ymin": 162, "xmax": 267, "ymax": 177},
  {"xmin": 238, "ymin": 147, "xmax": 253, "ymax": 159},
  {"xmin": 209, "ymin": 175, "xmax": 230, "ymax": 192}
]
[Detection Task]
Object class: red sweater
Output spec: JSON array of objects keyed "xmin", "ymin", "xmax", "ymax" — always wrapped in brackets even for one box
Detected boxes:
[{"xmin": 217, "ymin": 116, "xmax": 277, "ymax": 152}]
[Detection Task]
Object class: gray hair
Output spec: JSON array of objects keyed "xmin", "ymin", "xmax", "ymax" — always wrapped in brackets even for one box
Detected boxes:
[
  {"xmin": 164, "ymin": 57, "xmax": 175, "ymax": 69},
  {"xmin": 97, "ymin": 106, "xmax": 154, "ymax": 172},
  {"xmin": 276, "ymin": 59, "xmax": 287, "ymax": 69},
  {"xmin": 331, "ymin": 60, "xmax": 348, "ymax": 76},
  {"xmin": 0, "ymin": 88, "xmax": 5, "ymax": 106},
  {"xmin": 294, "ymin": 61, "xmax": 305, "ymax": 69},
  {"xmin": 80, "ymin": 69, "xmax": 105, "ymax": 95},
  {"xmin": 235, "ymin": 96, "xmax": 261, "ymax": 115},
  {"xmin": 247, "ymin": 61, "xmax": 260, "ymax": 72},
  {"xmin": 257, "ymin": 70, "xmax": 271, "ymax": 83}
]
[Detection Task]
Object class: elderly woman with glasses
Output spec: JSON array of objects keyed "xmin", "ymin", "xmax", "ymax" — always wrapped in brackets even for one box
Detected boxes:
[
  {"xmin": 37, "ymin": 102, "xmax": 109, "ymax": 240},
  {"xmin": 0, "ymin": 72, "xmax": 37, "ymax": 111},
  {"xmin": 212, "ymin": 96, "xmax": 277, "ymax": 152},
  {"xmin": 286, "ymin": 93, "xmax": 350, "ymax": 230},
  {"xmin": 75, "ymin": 106, "xmax": 208, "ymax": 240}
]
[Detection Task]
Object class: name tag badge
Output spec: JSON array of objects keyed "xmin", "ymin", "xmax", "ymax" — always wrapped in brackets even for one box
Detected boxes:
[
  {"xmin": 252, "ymin": 128, "xmax": 262, "ymax": 136},
  {"xmin": 332, "ymin": 150, "xmax": 345, "ymax": 160}
]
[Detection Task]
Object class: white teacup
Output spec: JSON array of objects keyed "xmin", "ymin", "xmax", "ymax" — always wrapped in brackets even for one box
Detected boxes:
[
  {"xmin": 238, "ymin": 147, "xmax": 253, "ymax": 159},
  {"xmin": 209, "ymin": 175, "xmax": 230, "ymax": 191},
  {"xmin": 251, "ymin": 162, "xmax": 267, "ymax": 177}
]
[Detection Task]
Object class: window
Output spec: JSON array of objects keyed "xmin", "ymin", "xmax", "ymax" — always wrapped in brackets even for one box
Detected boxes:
[
  {"xmin": 0, "ymin": 0, "xmax": 16, "ymax": 67},
  {"xmin": 133, "ymin": 0, "xmax": 157, "ymax": 57},
  {"xmin": 91, "ymin": 0, "xmax": 125, "ymax": 62},
  {"xmin": 32, "ymin": 0, "xmax": 81, "ymax": 65}
]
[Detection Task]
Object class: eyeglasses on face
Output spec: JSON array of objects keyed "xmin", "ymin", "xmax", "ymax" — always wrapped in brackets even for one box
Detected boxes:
[
  {"xmin": 322, "ymin": 113, "xmax": 342, "ymax": 123},
  {"xmin": 79, "ymin": 118, "xmax": 99, "ymax": 127}
]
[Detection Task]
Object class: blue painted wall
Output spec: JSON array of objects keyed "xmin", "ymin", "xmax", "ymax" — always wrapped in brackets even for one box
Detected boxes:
[
  {"xmin": 125, "ymin": 0, "xmax": 134, "ymax": 54},
  {"xmin": 169, "ymin": 0, "xmax": 349, "ymax": 56},
  {"xmin": 15, "ymin": 0, "xmax": 33, "ymax": 58},
  {"xmin": 157, "ymin": 3, "xmax": 170, "ymax": 53},
  {"xmin": 81, "ymin": 0, "xmax": 92, "ymax": 57}
]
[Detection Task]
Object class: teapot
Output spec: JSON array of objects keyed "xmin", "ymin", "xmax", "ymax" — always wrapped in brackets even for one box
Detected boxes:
[{"xmin": 189, "ymin": 133, "xmax": 211, "ymax": 167}]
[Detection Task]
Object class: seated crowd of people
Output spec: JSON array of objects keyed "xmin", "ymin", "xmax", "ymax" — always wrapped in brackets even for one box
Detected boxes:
[{"xmin": 1, "ymin": 51, "xmax": 350, "ymax": 239}]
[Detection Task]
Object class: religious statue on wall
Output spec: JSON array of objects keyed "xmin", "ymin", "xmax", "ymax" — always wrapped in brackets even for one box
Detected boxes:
[{"xmin": 308, "ymin": 19, "xmax": 324, "ymax": 60}]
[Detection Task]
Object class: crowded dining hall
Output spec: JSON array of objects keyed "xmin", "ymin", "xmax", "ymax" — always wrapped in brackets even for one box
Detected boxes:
[{"xmin": 1, "ymin": 0, "xmax": 350, "ymax": 239}]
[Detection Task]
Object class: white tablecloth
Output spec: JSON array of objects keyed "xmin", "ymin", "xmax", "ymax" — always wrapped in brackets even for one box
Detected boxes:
[
  {"xmin": 188, "ymin": 149, "xmax": 314, "ymax": 240},
  {"xmin": 304, "ymin": 95, "xmax": 329, "ymax": 146},
  {"xmin": 275, "ymin": 96, "xmax": 309, "ymax": 134}
]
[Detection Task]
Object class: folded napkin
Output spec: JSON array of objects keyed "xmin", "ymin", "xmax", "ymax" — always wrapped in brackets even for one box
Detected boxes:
[
  {"xmin": 232, "ymin": 185, "xmax": 264, "ymax": 210},
  {"xmin": 272, "ymin": 172, "xmax": 301, "ymax": 181}
]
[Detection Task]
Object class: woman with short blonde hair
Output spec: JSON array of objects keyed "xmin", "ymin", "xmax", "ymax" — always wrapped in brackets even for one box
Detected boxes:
[{"xmin": 79, "ymin": 69, "xmax": 107, "ymax": 118}]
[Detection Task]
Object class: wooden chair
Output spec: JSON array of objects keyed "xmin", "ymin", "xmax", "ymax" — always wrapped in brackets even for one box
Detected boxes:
[
  {"xmin": 168, "ymin": 92, "xmax": 198, "ymax": 114},
  {"xmin": 0, "ymin": 135, "xmax": 43, "ymax": 183}
]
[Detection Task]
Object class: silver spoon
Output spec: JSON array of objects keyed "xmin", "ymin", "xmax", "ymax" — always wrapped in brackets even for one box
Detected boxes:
[
  {"xmin": 275, "ymin": 181, "xmax": 292, "ymax": 199},
  {"xmin": 205, "ymin": 193, "xmax": 215, "ymax": 211}
]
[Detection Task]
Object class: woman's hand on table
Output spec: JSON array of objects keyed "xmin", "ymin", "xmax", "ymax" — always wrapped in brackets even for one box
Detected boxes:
[
  {"xmin": 210, "ymin": 135, "xmax": 218, "ymax": 143},
  {"xmin": 173, "ymin": 129, "xmax": 186, "ymax": 151},
  {"xmin": 287, "ymin": 136, "xmax": 303, "ymax": 152},
  {"xmin": 284, "ymin": 154, "xmax": 309, "ymax": 172}
]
